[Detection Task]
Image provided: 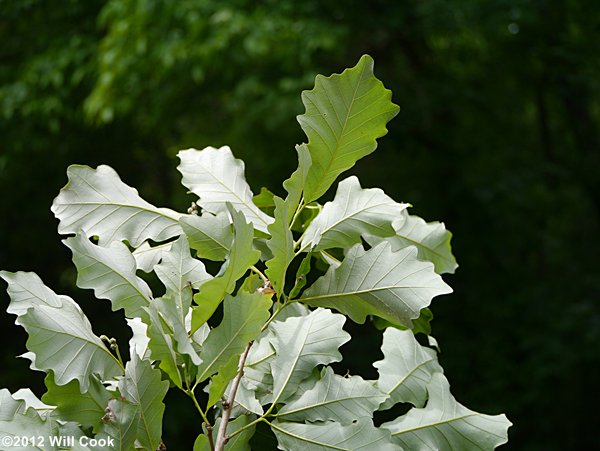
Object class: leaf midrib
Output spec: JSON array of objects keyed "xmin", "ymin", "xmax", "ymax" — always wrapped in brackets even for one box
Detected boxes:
[
  {"xmin": 58, "ymin": 201, "xmax": 180, "ymax": 221},
  {"xmin": 302, "ymin": 284, "xmax": 437, "ymax": 303}
]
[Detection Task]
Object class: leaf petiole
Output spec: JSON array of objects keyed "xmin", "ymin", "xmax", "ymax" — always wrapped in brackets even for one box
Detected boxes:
[
  {"xmin": 185, "ymin": 387, "xmax": 212, "ymax": 433},
  {"xmin": 250, "ymin": 265, "xmax": 268, "ymax": 284}
]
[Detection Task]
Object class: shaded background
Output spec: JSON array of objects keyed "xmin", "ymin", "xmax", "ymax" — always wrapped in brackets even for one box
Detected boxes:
[{"xmin": 1, "ymin": 0, "xmax": 599, "ymax": 449}]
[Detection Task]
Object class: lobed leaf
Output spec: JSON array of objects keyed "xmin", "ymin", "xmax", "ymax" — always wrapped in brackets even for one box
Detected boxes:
[
  {"xmin": 191, "ymin": 207, "xmax": 260, "ymax": 332},
  {"xmin": 277, "ymin": 366, "xmax": 387, "ymax": 423},
  {"xmin": 271, "ymin": 417, "xmax": 397, "ymax": 451},
  {"xmin": 154, "ymin": 235, "xmax": 211, "ymax": 322},
  {"xmin": 0, "ymin": 271, "xmax": 62, "ymax": 316},
  {"xmin": 265, "ymin": 196, "xmax": 295, "ymax": 297},
  {"xmin": 177, "ymin": 146, "xmax": 274, "ymax": 233},
  {"xmin": 7, "ymin": 278, "xmax": 123, "ymax": 391},
  {"xmin": 42, "ymin": 373, "xmax": 111, "ymax": 432},
  {"xmin": 153, "ymin": 296, "xmax": 201, "ymax": 365},
  {"xmin": 381, "ymin": 372, "xmax": 511, "ymax": 450},
  {"xmin": 64, "ymin": 233, "xmax": 153, "ymax": 319},
  {"xmin": 11, "ymin": 389, "xmax": 54, "ymax": 417},
  {"xmin": 366, "ymin": 210, "xmax": 458, "ymax": 274},
  {"xmin": 227, "ymin": 380, "xmax": 265, "ymax": 416},
  {"xmin": 51, "ymin": 164, "xmax": 182, "ymax": 247},
  {"xmin": 126, "ymin": 317, "xmax": 151, "ymax": 360},
  {"xmin": 144, "ymin": 302, "xmax": 183, "ymax": 388},
  {"xmin": 132, "ymin": 241, "xmax": 172, "ymax": 272},
  {"xmin": 373, "ymin": 328, "xmax": 442, "ymax": 409},
  {"xmin": 269, "ymin": 308, "xmax": 350, "ymax": 403},
  {"xmin": 283, "ymin": 143, "xmax": 312, "ymax": 220},
  {"xmin": 301, "ymin": 176, "xmax": 408, "ymax": 251},
  {"xmin": 298, "ymin": 54, "xmax": 400, "ymax": 202},
  {"xmin": 237, "ymin": 302, "xmax": 311, "ymax": 408},
  {"xmin": 0, "ymin": 389, "xmax": 59, "ymax": 449},
  {"xmin": 0, "ymin": 391, "xmax": 94, "ymax": 450},
  {"xmin": 118, "ymin": 355, "xmax": 169, "ymax": 451},
  {"xmin": 301, "ymin": 243, "xmax": 452, "ymax": 328},
  {"xmin": 180, "ymin": 211, "xmax": 233, "ymax": 261},
  {"xmin": 238, "ymin": 330, "xmax": 276, "ymax": 406}
]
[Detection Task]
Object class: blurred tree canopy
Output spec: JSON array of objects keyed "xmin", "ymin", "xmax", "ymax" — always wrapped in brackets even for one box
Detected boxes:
[{"xmin": 1, "ymin": 0, "xmax": 599, "ymax": 449}]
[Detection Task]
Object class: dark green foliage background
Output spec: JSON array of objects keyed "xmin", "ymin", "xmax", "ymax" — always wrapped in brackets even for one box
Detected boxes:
[{"xmin": 1, "ymin": 0, "xmax": 598, "ymax": 449}]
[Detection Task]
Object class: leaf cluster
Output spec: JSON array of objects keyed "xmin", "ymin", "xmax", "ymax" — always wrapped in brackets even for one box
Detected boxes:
[{"xmin": 0, "ymin": 56, "xmax": 510, "ymax": 450}]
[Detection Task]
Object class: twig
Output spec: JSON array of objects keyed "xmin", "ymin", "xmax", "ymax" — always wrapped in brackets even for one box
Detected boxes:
[
  {"xmin": 206, "ymin": 424, "xmax": 215, "ymax": 451},
  {"xmin": 214, "ymin": 341, "xmax": 254, "ymax": 450}
]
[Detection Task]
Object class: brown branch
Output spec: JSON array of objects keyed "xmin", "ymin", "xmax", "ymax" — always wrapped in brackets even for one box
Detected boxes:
[
  {"xmin": 214, "ymin": 341, "xmax": 254, "ymax": 451},
  {"xmin": 206, "ymin": 424, "xmax": 215, "ymax": 450}
]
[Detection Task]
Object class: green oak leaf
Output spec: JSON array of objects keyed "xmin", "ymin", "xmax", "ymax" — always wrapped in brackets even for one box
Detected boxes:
[
  {"xmin": 238, "ymin": 302, "xmax": 311, "ymax": 408},
  {"xmin": 42, "ymin": 373, "xmax": 111, "ymax": 432},
  {"xmin": 153, "ymin": 234, "xmax": 211, "ymax": 364},
  {"xmin": 154, "ymin": 234, "xmax": 211, "ymax": 299},
  {"xmin": 372, "ymin": 307, "xmax": 434, "ymax": 336},
  {"xmin": 300, "ymin": 176, "xmax": 408, "ymax": 251},
  {"xmin": 381, "ymin": 372, "xmax": 511, "ymax": 450},
  {"xmin": 126, "ymin": 317, "xmax": 150, "ymax": 360},
  {"xmin": 226, "ymin": 379, "xmax": 264, "ymax": 416},
  {"xmin": 180, "ymin": 211, "xmax": 233, "ymax": 261},
  {"xmin": 283, "ymin": 143, "xmax": 312, "ymax": 221},
  {"xmin": 14, "ymin": 285, "xmax": 123, "ymax": 391},
  {"xmin": 0, "ymin": 389, "xmax": 60, "ymax": 449},
  {"xmin": 132, "ymin": 241, "xmax": 172, "ymax": 272},
  {"xmin": 119, "ymin": 355, "xmax": 169, "ymax": 451},
  {"xmin": 298, "ymin": 54, "xmax": 400, "ymax": 202},
  {"xmin": 238, "ymin": 330, "xmax": 276, "ymax": 406},
  {"xmin": 154, "ymin": 296, "xmax": 201, "ymax": 365},
  {"xmin": 227, "ymin": 304, "xmax": 311, "ymax": 413},
  {"xmin": 270, "ymin": 417, "xmax": 397, "ymax": 451},
  {"xmin": 64, "ymin": 233, "xmax": 152, "ymax": 319},
  {"xmin": 277, "ymin": 366, "xmax": 387, "ymax": 423},
  {"xmin": 51, "ymin": 164, "xmax": 182, "ymax": 247},
  {"xmin": 193, "ymin": 434, "xmax": 210, "ymax": 451},
  {"xmin": 207, "ymin": 354, "xmax": 239, "ymax": 409},
  {"xmin": 301, "ymin": 242, "xmax": 452, "ymax": 328},
  {"xmin": 0, "ymin": 271, "xmax": 63, "ymax": 316},
  {"xmin": 10, "ymin": 389, "xmax": 54, "ymax": 418},
  {"xmin": 191, "ymin": 206, "xmax": 260, "ymax": 333},
  {"xmin": 373, "ymin": 328, "xmax": 442, "ymax": 409},
  {"xmin": 144, "ymin": 302, "xmax": 183, "ymax": 388},
  {"xmin": 196, "ymin": 291, "xmax": 271, "ymax": 382},
  {"xmin": 253, "ymin": 186, "xmax": 276, "ymax": 217},
  {"xmin": 366, "ymin": 210, "xmax": 458, "ymax": 274},
  {"xmin": 0, "ymin": 391, "xmax": 93, "ymax": 450},
  {"xmin": 265, "ymin": 196, "xmax": 295, "ymax": 297},
  {"xmin": 269, "ymin": 308, "xmax": 350, "ymax": 404},
  {"xmin": 177, "ymin": 146, "xmax": 273, "ymax": 233}
]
